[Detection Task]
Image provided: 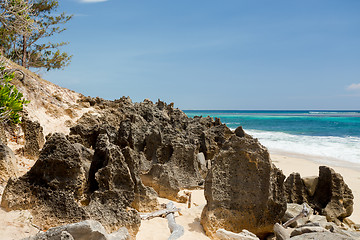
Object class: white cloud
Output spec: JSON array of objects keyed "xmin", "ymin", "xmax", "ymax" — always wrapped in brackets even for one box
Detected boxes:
[
  {"xmin": 346, "ymin": 83, "xmax": 360, "ymax": 91},
  {"xmin": 79, "ymin": 0, "xmax": 108, "ymax": 3}
]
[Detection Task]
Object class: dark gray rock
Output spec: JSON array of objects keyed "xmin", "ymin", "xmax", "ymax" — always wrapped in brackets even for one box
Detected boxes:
[
  {"xmin": 1, "ymin": 133, "xmax": 140, "ymax": 237},
  {"xmin": 85, "ymin": 133, "xmax": 140, "ymax": 235},
  {"xmin": 121, "ymin": 146, "xmax": 158, "ymax": 212},
  {"xmin": 70, "ymin": 98, "xmax": 236, "ymax": 202},
  {"xmin": 1, "ymin": 133, "xmax": 88, "ymax": 228},
  {"xmin": 201, "ymin": 135, "xmax": 287, "ymax": 239},
  {"xmin": 21, "ymin": 116, "xmax": 45, "ymax": 159},
  {"xmin": 234, "ymin": 126, "xmax": 246, "ymax": 138}
]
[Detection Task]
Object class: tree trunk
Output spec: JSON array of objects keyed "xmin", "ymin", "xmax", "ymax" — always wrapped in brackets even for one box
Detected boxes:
[{"xmin": 22, "ymin": 35, "xmax": 27, "ymax": 68}]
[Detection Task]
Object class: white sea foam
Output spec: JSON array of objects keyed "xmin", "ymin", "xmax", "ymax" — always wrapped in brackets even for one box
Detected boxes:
[{"xmin": 243, "ymin": 129, "xmax": 360, "ymax": 168}]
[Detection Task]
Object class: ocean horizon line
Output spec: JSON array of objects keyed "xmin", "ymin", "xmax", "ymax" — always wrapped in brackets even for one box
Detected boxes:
[{"xmin": 183, "ymin": 109, "xmax": 360, "ymax": 111}]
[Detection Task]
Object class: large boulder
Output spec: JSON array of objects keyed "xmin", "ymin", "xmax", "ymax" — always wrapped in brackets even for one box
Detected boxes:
[
  {"xmin": 1, "ymin": 133, "xmax": 140, "ymax": 238},
  {"xmin": 201, "ymin": 135, "xmax": 287, "ymax": 239},
  {"xmin": 0, "ymin": 140, "xmax": 18, "ymax": 182},
  {"xmin": 1, "ymin": 133, "xmax": 88, "ymax": 227}
]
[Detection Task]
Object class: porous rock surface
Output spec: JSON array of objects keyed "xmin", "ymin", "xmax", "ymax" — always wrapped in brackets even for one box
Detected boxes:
[
  {"xmin": 201, "ymin": 135, "xmax": 287, "ymax": 239},
  {"xmin": 1, "ymin": 133, "xmax": 140, "ymax": 237},
  {"xmin": 1, "ymin": 97, "xmax": 238, "ymax": 238},
  {"xmin": 20, "ymin": 114, "xmax": 45, "ymax": 160},
  {"xmin": 284, "ymin": 166, "xmax": 354, "ymax": 222},
  {"xmin": 71, "ymin": 97, "xmax": 233, "ymax": 200}
]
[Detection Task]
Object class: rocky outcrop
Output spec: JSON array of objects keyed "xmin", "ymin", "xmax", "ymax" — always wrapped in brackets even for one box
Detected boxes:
[
  {"xmin": 23, "ymin": 220, "xmax": 130, "ymax": 240},
  {"xmin": 70, "ymin": 97, "xmax": 232, "ymax": 200},
  {"xmin": 0, "ymin": 141, "xmax": 18, "ymax": 182},
  {"xmin": 201, "ymin": 135, "xmax": 287, "ymax": 239},
  {"xmin": 1, "ymin": 133, "xmax": 140, "ymax": 237},
  {"xmin": 284, "ymin": 166, "xmax": 354, "ymax": 223},
  {"xmin": 1, "ymin": 133, "xmax": 88, "ymax": 226},
  {"xmin": 20, "ymin": 115, "xmax": 45, "ymax": 159}
]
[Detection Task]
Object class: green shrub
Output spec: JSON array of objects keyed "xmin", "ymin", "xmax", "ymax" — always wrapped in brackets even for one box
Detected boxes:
[{"xmin": 0, "ymin": 60, "xmax": 29, "ymax": 124}]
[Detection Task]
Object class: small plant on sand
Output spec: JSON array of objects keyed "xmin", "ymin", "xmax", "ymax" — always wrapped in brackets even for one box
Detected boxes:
[{"xmin": 0, "ymin": 58, "xmax": 29, "ymax": 124}]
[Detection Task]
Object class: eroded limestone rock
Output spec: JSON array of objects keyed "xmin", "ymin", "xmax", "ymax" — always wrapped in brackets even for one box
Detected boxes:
[
  {"xmin": 1, "ymin": 133, "xmax": 140, "ymax": 237},
  {"xmin": 21, "ymin": 116, "xmax": 45, "ymax": 160},
  {"xmin": 201, "ymin": 135, "xmax": 287, "ymax": 239},
  {"xmin": 284, "ymin": 166, "xmax": 354, "ymax": 223}
]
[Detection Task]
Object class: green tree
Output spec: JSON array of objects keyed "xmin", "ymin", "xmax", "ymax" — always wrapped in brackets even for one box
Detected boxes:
[
  {"xmin": 0, "ymin": 0, "xmax": 72, "ymax": 71},
  {"xmin": 0, "ymin": 0, "xmax": 34, "ymax": 36},
  {"xmin": 0, "ymin": 57, "xmax": 29, "ymax": 124}
]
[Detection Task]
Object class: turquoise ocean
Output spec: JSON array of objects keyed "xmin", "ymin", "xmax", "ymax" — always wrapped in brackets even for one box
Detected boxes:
[{"xmin": 184, "ymin": 110, "xmax": 360, "ymax": 168}]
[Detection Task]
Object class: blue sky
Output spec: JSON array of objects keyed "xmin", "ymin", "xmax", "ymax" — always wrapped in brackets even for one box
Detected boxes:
[{"xmin": 44, "ymin": 0, "xmax": 360, "ymax": 110}]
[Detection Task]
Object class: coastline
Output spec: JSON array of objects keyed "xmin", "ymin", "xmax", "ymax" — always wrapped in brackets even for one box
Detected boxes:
[{"xmin": 271, "ymin": 151, "xmax": 360, "ymax": 224}]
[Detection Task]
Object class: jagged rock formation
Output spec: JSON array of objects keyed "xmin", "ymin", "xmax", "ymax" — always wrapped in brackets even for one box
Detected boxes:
[
  {"xmin": 1, "ymin": 133, "xmax": 89, "ymax": 227},
  {"xmin": 1, "ymin": 133, "xmax": 140, "ymax": 237},
  {"xmin": 1, "ymin": 97, "xmax": 238, "ymax": 238},
  {"xmin": 20, "ymin": 115, "xmax": 45, "ymax": 159},
  {"xmin": 70, "ymin": 97, "xmax": 232, "ymax": 201},
  {"xmin": 0, "ymin": 141, "xmax": 18, "ymax": 182},
  {"xmin": 284, "ymin": 166, "xmax": 354, "ymax": 223},
  {"xmin": 201, "ymin": 135, "xmax": 287, "ymax": 239}
]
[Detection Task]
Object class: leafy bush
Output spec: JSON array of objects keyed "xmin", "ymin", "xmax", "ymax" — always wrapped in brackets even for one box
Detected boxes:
[{"xmin": 0, "ymin": 60, "xmax": 29, "ymax": 124}]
